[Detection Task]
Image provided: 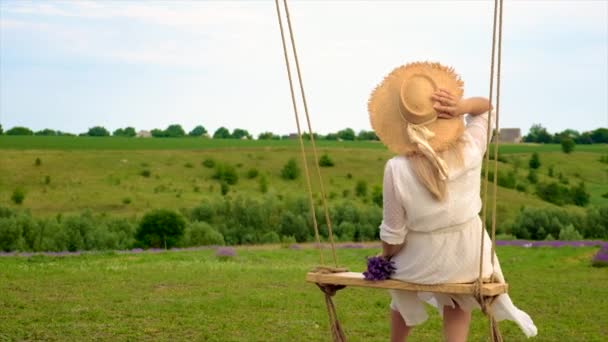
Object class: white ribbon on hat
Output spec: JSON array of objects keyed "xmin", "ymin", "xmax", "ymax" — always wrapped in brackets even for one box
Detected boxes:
[{"xmin": 405, "ymin": 120, "xmax": 450, "ymax": 181}]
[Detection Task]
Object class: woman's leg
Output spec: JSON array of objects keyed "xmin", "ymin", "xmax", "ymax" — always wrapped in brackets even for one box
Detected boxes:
[
  {"xmin": 390, "ymin": 309, "xmax": 412, "ymax": 342},
  {"xmin": 442, "ymin": 304, "xmax": 471, "ymax": 342}
]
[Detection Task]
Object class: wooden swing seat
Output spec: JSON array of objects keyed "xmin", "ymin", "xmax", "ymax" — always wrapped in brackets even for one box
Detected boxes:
[{"xmin": 306, "ymin": 271, "xmax": 508, "ymax": 296}]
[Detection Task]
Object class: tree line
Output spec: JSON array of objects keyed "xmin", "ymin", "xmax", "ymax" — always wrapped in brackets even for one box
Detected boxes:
[
  {"xmin": 1, "ymin": 122, "xmax": 606, "ymax": 143},
  {"xmin": 523, "ymin": 124, "xmax": 608, "ymax": 144},
  {"xmin": 0, "ymin": 123, "xmax": 379, "ymax": 141}
]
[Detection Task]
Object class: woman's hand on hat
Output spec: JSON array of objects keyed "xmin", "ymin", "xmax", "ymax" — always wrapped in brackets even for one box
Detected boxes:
[{"xmin": 432, "ymin": 89, "xmax": 468, "ymax": 119}]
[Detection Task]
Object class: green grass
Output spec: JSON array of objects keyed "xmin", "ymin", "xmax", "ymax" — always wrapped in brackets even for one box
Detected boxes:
[
  {"xmin": 1, "ymin": 135, "xmax": 606, "ymax": 153},
  {"xmin": 0, "ymin": 137, "xmax": 606, "ymax": 221},
  {"xmin": 0, "ymin": 246, "xmax": 606, "ymax": 341}
]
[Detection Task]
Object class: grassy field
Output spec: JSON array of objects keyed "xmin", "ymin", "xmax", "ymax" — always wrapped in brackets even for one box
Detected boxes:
[
  {"xmin": 0, "ymin": 135, "xmax": 607, "ymax": 153},
  {"xmin": 0, "ymin": 245, "xmax": 606, "ymax": 341},
  {"xmin": 0, "ymin": 137, "xmax": 606, "ymax": 223}
]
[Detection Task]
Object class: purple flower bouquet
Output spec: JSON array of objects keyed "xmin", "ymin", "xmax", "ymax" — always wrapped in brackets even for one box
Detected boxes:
[{"xmin": 363, "ymin": 256, "xmax": 396, "ymax": 281}]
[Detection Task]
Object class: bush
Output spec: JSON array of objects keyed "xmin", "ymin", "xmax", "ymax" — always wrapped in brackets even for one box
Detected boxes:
[
  {"xmin": 507, "ymin": 207, "xmax": 584, "ymax": 240},
  {"xmin": 184, "ymin": 222, "xmax": 224, "ymax": 246},
  {"xmin": 11, "ymin": 188, "xmax": 25, "ymax": 204},
  {"xmin": 259, "ymin": 175, "xmax": 268, "ymax": 193},
  {"xmin": 371, "ymin": 186, "xmax": 383, "ymax": 207},
  {"xmin": 570, "ymin": 182, "xmax": 590, "ymax": 207},
  {"xmin": 247, "ymin": 168, "xmax": 259, "ymax": 179},
  {"xmin": 140, "ymin": 169, "xmax": 151, "ymax": 178},
  {"xmin": 529, "ymin": 152, "xmax": 541, "ymax": 169},
  {"xmin": 355, "ymin": 180, "xmax": 368, "ymax": 197},
  {"xmin": 135, "ymin": 209, "xmax": 186, "ymax": 249},
  {"xmin": 583, "ymin": 206, "xmax": 608, "ymax": 239},
  {"xmin": 220, "ymin": 181, "xmax": 230, "ymax": 196},
  {"xmin": 281, "ymin": 159, "xmax": 300, "ymax": 180},
  {"xmin": 527, "ymin": 169, "xmax": 538, "ymax": 184},
  {"xmin": 45, "ymin": 175, "xmax": 51, "ymax": 185},
  {"xmin": 35, "ymin": 158, "xmax": 42, "ymax": 166},
  {"xmin": 260, "ymin": 231, "xmax": 281, "ymax": 244},
  {"xmin": 515, "ymin": 184, "xmax": 527, "ymax": 193},
  {"xmin": 561, "ymin": 137, "xmax": 575, "ymax": 154},
  {"xmin": 497, "ymin": 171, "xmax": 517, "ymax": 189},
  {"xmin": 0, "ymin": 216, "xmax": 24, "ymax": 251},
  {"xmin": 558, "ymin": 224, "xmax": 583, "ymax": 241},
  {"xmin": 213, "ymin": 164, "xmax": 238, "ymax": 185},
  {"xmin": 319, "ymin": 154, "xmax": 335, "ymax": 167},
  {"xmin": 535, "ymin": 182, "xmax": 570, "ymax": 205},
  {"xmin": 202, "ymin": 158, "xmax": 216, "ymax": 168}
]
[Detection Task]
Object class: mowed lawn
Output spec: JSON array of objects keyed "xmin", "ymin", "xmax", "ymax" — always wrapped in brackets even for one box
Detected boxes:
[{"xmin": 0, "ymin": 246, "xmax": 606, "ymax": 341}]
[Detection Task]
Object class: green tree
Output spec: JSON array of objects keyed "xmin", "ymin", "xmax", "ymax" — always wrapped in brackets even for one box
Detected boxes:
[
  {"xmin": 6, "ymin": 126, "xmax": 33, "ymax": 135},
  {"xmin": 281, "ymin": 159, "xmax": 300, "ymax": 180},
  {"xmin": 357, "ymin": 130, "xmax": 379, "ymax": 140},
  {"xmin": 0, "ymin": 124, "xmax": 3, "ymax": 134},
  {"xmin": 113, "ymin": 128, "xmax": 125, "ymax": 136},
  {"xmin": 570, "ymin": 182, "xmax": 590, "ymax": 207},
  {"xmin": 150, "ymin": 128, "xmax": 167, "ymax": 137},
  {"xmin": 164, "ymin": 124, "xmax": 186, "ymax": 138},
  {"xmin": 34, "ymin": 129, "xmax": 57, "ymax": 136},
  {"xmin": 529, "ymin": 152, "xmax": 541, "ymax": 169},
  {"xmin": 258, "ymin": 132, "xmax": 280, "ymax": 140},
  {"xmin": 524, "ymin": 124, "xmax": 552, "ymax": 143},
  {"xmin": 325, "ymin": 133, "xmax": 338, "ymax": 141},
  {"xmin": 87, "ymin": 126, "xmax": 110, "ymax": 137},
  {"xmin": 337, "ymin": 128, "xmax": 356, "ymax": 141},
  {"xmin": 188, "ymin": 125, "xmax": 207, "ymax": 137},
  {"xmin": 135, "ymin": 209, "xmax": 186, "ymax": 249},
  {"xmin": 591, "ymin": 128, "xmax": 608, "ymax": 143},
  {"xmin": 561, "ymin": 137, "xmax": 575, "ymax": 154},
  {"xmin": 213, "ymin": 127, "xmax": 231, "ymax": 139},
  {"xmin": 231, "ymin": 128, "xmax": 251, "ymax": 139}
]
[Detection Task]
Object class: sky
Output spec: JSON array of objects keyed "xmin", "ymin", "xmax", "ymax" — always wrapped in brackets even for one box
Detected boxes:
[{"xmin": 0, "ymin": 0, "xmax": 607, "ymax": 137}]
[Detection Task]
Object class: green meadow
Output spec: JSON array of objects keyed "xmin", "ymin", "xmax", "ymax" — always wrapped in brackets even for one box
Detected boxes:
[
  {"xmin": 0, "ymin": 136, "xmax": 606, "ymax": 225},
  {"xmin": 0, "ymin": 245, "xmax": 606, "ymax": 341}
]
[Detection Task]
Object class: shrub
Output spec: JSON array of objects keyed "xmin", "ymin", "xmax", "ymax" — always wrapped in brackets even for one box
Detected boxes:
[
  {"xmin": 35, "ymin": 158, "xmax": 42, "ymax": 166},
  {"xmin": 583, "ymin": 206, "xmax": 608, "ymax": 239},
  {"xmin": 558, "ymin": 224, "xmax": 583, "ymax": 241},
  {"xmin": 535, "ymin": 182, "xmax": 570, "ymax": 205},
  {"xmin": 135, "ymin": 209, "xmax": 186, "ymax": 249},
  {"xmin": 122, "ymin": 197, "xmax": 132, "ymax": 205},
  {"xmin": 507, "ymin": 207, "xmax": 584, "ymax": 240},
  {"xmin": 570, "ymin": 182, "xmax": 590, "ymax": 207},
  {"xmin": 140, "ymin": 169, "xmax": 151, "ymax": 178},
  {"xmin": 527, "ymin": 169, "xmax": 538, "ymax": 184},
  {"xmin": 190, "ymin": 201, "xmax": 216, "ymax": 222},
  {"xmin": 371, "ymin": 186, "xmax": 383, "ymax": 207},
  {"xmin": 319, "ymin": 154, "xmax": 335, "ymax": 167},
  {"xmin": 213, "ymin": 164, "xmax": 238, "ymax": 185},
  {"xmin": 259, "ymin": 175, "xmax": 268, "ymax": 193},
  {"xmin": 220, "ymin": 181, "xmax": 230, "ymax": 196},
  {"xmin": 184, "ymin": 162, "xmax": 194, "ymax": 168},
  {"xmin": 281, "ymin": 158, "xmax": 300, "ymax": 180},
  {"xmin": 561, "ymin": 137, "xmax": 575, "ymax": 154},
  {"xmin": 278, "ymin": 211, "xmax": 309, "ymax": 242},
  {"xmin": 260, "ymin": 231, "xmax": 281, "ymax": 244},
  {"xmin": 529, "ymin": 152, "xmax": 541, "ymax": 169},
  {"xmin": 0, "ymin": 217, "xmax": 24, "ymax": 251},
  {"xmin": 184, "ymin": 222, "xmax": 224, "ymax": 246},
  {"xmin": 515, "ymin": 184, "xmax": 527, "ymax": 193},
  {"xmin": 11, "ymin": 188, "xmax": 25, "ymax": 204},
  {"xmin": 45, "ymin": 175, "xmax": 51, "ymax": 185},
  {"xmin": 355, "ymin": 180, "xmax": 368, "ymax": 197},
  {"xmin": 202, "ymin": 158, "xmax": 215, "ymax": 168},
  {"xmin": 497, "ymin": 171, "xmax": 517, "ymax": 189},
  {"xmin": 247, "ymin": 168, "xmax": 259, "ymax": 179},
  {"xmin": 547, "ymin": 165, "xmax": 554, "ymax": 177}
]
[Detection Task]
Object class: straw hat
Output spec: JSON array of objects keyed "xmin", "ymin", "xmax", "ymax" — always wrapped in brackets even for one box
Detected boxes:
[{"xmin": 368, "ymin": 61, "xmax": 465, "ymax": 179}]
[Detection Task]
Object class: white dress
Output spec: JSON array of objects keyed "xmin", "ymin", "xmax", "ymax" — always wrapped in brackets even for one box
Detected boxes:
[{"xmin": 380, "ymin": 112, "xmax": 537, "ymax": 337}]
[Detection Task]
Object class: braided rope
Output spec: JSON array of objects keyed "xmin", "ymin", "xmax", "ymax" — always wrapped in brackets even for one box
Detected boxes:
[
  {"xmin": 281, "ymin": 0, "xmax": 338, "ymax": 267},
  {"xmin": 273, "ymin": 0, "xmax": 324, "ymax": 265}
]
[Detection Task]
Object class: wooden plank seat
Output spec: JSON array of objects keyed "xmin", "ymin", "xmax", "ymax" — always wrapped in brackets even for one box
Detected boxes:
[{"xmin": 306, "ymin": 271, "xmax": 508, "ymax": 296}]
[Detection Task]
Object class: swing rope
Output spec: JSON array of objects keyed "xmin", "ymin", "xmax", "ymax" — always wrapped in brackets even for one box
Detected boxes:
[
  {"xmin": 476, "ymin": 0, "xmax": 504, "ymax": 341},
  {"xmin": 274, "ymin": 0, "xmax": 506, "ymax": 341},
  {"xmin": 274, "ymin": 1, "xmax": 346, "ymax": 339}
]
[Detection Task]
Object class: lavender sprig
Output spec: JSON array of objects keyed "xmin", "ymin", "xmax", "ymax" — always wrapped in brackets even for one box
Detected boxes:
[{"xmin": 363, "ymin": 256, "xmax": 396, "ymax": 281}]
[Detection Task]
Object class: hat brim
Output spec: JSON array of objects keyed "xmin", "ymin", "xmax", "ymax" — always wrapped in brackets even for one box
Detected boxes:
[{"xmin": 368, "ymin": 62, "xmax": 465, "ymax": 155}]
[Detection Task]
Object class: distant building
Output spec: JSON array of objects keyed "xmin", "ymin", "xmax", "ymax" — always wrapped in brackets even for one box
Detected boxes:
[
  {"xmin": 497, "ymin": 128, "xmax": 522, "ymax": 143},
  {"xmin": 137, "ymin": 130, "xmax": 152, "ymax": 138}
]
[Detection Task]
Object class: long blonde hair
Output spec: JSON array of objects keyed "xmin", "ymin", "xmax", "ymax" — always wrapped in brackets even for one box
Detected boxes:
[{"xmin": 408, "ymin": 138, "xmax": 466, "ymax": 201}]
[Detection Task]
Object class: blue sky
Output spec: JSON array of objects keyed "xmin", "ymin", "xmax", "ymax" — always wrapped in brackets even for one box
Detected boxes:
[{"xmin": 1, "ymin": 0, "xmax": 606, "ymax": 137}]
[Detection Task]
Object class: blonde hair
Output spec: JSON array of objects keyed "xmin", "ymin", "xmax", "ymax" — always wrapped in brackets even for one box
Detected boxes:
[{"xmin": 408, "ymin": 138, "xmax": 466, "ymax": 201}]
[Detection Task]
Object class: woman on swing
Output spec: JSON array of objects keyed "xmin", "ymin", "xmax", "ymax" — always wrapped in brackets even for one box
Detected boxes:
[{"xmin": 368, "ymin": 62, "xmax": 537, "ymax": 341}]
